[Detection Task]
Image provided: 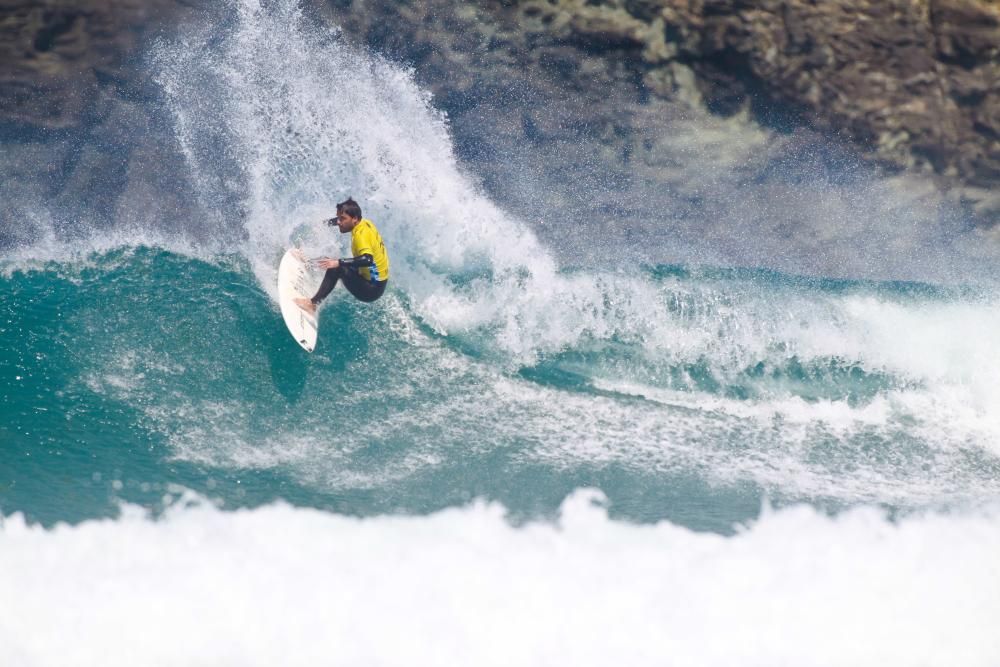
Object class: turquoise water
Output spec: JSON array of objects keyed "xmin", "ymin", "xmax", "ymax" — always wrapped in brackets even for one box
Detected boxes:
[{"xmin": 4, "ymin": 247, "xmax": 998, "ymax": 532}]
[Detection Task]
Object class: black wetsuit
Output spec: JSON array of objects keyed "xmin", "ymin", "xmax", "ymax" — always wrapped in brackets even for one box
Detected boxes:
[{"xmin": 311, "ymin": 254, "xmax": 387, "ymax": 304}]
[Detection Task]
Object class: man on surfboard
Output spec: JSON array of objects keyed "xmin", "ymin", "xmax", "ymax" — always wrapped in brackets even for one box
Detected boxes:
[{"xmin": 295, "ymin": 198, "xmax": 389, "ymax": 314}]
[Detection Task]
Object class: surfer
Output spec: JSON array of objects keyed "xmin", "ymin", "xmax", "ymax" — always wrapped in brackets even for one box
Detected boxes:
[{"xmin": 295, "ymin": 198, "xmax": 389, "ymax": 313}]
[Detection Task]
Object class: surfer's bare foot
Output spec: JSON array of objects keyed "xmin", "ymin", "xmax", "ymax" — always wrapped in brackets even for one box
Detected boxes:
[{"xmin": 294, "ymin": 297, "xmax": 316, "ymax": 314}]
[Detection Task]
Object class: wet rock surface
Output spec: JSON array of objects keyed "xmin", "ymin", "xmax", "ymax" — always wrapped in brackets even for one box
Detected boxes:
[
  {"xmin": 320, "ymin": 0, "xmax": 1000, "ymax": 227},
  {"xmin": 0, "ymin": 0, "xmax": 205, "ymax": 248},
  {"xmin": 1, "ymin": 0, "xmax": 998, "ymax": 255}
]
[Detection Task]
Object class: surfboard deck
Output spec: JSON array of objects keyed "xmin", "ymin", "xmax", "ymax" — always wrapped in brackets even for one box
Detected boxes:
[{"xmin": 278, "ymin": 248, "xmax": 319, "ymax": 352}]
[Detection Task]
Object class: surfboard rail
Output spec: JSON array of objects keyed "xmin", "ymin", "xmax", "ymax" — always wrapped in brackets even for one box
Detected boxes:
[{"xmin": 278, "ymin": 249, "xmax": 320, "ymax": 352}]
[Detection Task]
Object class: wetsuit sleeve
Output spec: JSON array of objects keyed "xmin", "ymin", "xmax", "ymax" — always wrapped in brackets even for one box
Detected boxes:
[{"xmin": 339, "ymin": 254, "xmax": 374, "ymax": 269}]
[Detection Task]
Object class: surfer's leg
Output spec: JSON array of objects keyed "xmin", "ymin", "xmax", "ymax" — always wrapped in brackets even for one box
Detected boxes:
[
  {"xmin": 311, "ymin": 268, "xmax": 342, "ymax": 305},
  {"xmin": 341, "ymin": 270, "xmax": 387, "ymax": 303}
]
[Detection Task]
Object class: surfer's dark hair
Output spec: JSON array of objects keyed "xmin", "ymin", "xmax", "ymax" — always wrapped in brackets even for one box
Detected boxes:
[{"xmin": 337, "ymin": 197, "xmax": 362, "ymax": 220}]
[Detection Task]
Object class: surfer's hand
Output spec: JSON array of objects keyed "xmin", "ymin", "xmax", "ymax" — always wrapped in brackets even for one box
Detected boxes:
[{"xmin": 317, "ymin": 257, "xmax": 339, "ymax": 270}]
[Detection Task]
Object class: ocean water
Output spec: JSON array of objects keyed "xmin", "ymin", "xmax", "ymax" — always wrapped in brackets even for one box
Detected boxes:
[{"xmin": 2, "ymin": 1, "xmax": 999, "ymax": 664}]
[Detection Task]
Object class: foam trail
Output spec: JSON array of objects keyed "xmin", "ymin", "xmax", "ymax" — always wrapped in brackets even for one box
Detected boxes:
[{"xmin": 1, "ymin": 491, "xmax": 998, "ymax": 666}]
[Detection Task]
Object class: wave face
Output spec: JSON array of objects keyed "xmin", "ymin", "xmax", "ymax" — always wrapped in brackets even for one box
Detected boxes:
[
  {"xmin": 2, "ymin": 0, "xmax": 999, "ymax": 662},
  {"xmin": 3, "ymin": 248, "xmax": 999, "ymax": 527}
]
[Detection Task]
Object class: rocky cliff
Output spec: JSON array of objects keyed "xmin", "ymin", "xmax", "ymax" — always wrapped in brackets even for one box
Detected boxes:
[
  {"xmin": 560, "ymin": 0, "xmax": 1000, "ymax": 217},
  {"xmin": 318, "ymin": 0, "xmax": 1000, "ymax": 224},
  {"xmin": 2, "ymin": 0, "xmax": 998, "ymax": 248},
  {"xmin": 0, "ymin": 0, "xmax": 205, "ymax": 246}
]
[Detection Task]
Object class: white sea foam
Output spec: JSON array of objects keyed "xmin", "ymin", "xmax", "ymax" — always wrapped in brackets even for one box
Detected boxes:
[
  {"xmin": 1, "ymin": 490, "xmax": 998, "ymax": 667},
  {"xmin": 62, "ymin": 276, "xmax": 997, "ymax": 506}
]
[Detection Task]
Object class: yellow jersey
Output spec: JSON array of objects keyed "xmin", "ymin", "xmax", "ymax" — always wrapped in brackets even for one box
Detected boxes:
[{"xmin": 351, "ymin": 218, "xmax": 389, "ymax": 282}]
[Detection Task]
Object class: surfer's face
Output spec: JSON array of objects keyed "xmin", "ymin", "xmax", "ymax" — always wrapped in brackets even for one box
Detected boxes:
[{"xmin": 334, "ymin": 212, "xmax": 359, "ymax": 233}]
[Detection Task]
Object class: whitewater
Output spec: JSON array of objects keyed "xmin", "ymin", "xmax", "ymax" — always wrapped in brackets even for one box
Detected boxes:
[{"xmin": 1, "ymin": 1, "xmax": 999, "ymax": 664}]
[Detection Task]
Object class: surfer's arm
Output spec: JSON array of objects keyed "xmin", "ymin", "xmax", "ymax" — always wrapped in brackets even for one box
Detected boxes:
[
  {"xmin": 315, "ymin": 254, "xmax": 373, "ymax": 270},
  {"xmin": 338, "ymin": 254, "xmax": 374, "ymax": 270}
]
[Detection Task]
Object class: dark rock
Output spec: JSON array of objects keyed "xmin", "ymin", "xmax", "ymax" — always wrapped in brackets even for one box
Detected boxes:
[
  {"xmin": 307, "ymin": 0, "xmax": 1000, "ymax": 234},
  {"xmin": 1, "ymin": 0, "xmax": 999, "ymax": 258},
  {"xmin": 0, "ymin": 0, "xmax": 209, "ymax": 241}
]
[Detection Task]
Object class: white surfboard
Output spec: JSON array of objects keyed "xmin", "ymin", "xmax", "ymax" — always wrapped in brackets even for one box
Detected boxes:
[{"xmin": 278, "ymin": 248, "xmax": 320, "ymax": 352}]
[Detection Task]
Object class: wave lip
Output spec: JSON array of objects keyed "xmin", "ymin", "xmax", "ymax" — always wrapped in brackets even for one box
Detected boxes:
[{"xmin": 1, "ymin": 490, "xmax": 999, "ymax": 666}]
